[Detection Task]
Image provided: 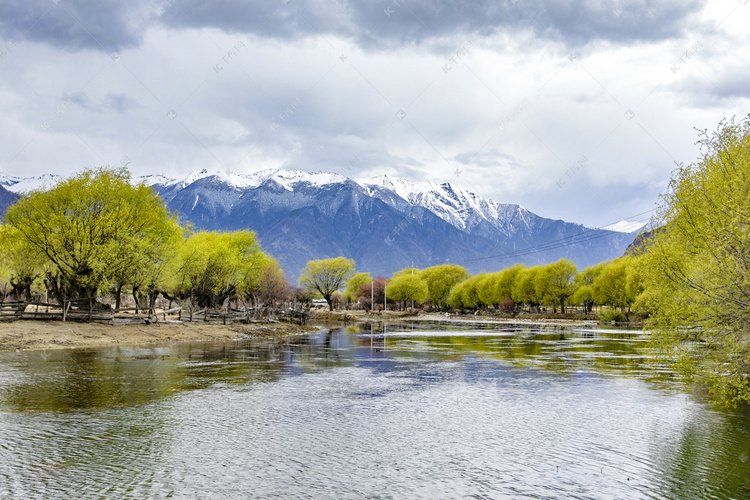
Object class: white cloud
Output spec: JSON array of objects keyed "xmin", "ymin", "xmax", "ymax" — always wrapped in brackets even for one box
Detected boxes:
[{"xmin": 1, "ymin": 0, "xmax": 749, "ymax": 228}]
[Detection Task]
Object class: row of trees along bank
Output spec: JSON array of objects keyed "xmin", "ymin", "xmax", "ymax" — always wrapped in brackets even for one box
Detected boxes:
[
  {"xmin": 299, "ymin": 257, "xmax": 644, "ymax": 322},
  {"xmin": 0, "ymin": 167, "xmax": 305, "ymax": 313}
]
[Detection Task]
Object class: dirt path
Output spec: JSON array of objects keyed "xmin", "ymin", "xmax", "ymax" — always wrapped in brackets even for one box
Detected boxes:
[{"xmin": 0, "ymin": 320, "xmax": 317, "ymax": 352}]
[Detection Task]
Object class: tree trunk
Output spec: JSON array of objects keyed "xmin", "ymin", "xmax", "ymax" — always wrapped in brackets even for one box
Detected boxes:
[{"xmin": 148, "ymin": 291, "xmax": 157, "ymax": 314}]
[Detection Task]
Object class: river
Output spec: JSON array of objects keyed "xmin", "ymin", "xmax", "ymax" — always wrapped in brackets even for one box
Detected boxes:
[{"xmin": 1, "ymin": 321, "xmax": 749, "ymax": 499}]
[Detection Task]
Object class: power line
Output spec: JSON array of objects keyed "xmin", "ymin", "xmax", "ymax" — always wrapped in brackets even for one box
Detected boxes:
[{"xmin": 463, "ymin": 208, "xmax": 655, "ymax": 264}]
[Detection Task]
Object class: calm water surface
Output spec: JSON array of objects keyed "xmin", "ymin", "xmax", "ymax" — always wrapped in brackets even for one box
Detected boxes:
[{"xmin": 1, "ymin": 321, "xmax": 749, "ymax": 499}]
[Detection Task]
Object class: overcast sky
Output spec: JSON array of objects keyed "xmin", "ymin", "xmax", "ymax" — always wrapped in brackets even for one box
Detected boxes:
[{"xmin": 1, "ymin": 0, "xmax": 748, "ymax": 228}]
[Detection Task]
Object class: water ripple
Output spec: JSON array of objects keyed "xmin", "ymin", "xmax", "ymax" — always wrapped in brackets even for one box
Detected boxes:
[{"xmin": 0, "ymin": 327, "xmax": 748, "ymax": 499}]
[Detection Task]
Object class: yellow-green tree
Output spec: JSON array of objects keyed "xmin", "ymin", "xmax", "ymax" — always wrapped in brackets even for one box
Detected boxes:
[
  {"xmin": 642, "ymin": 116, "xmax": 750, "ymax": 405},
  {"xmin": 624, "ymin": 258, "xmax": 644, "ymax": 308},
  {"xmin": 476, "ymin": 272, "xmax": 501, "ymax": 308},
  {"xmin": 343, "ymin": 272, "xmax": 372, "ymax": 304},
  {"xmin": 0, "ymin": 233, "xmax": 7, "ymax": 300},
  {"xmin": 420, "ymin": 264, "xmax": 470, "ymax": 309},
  {"xmin": 570, "ymin": 262, "xmax": 606, "ymax": 313},
  {"xmin": 493, "ymin": 264, "xmax": 524, "ymax": 305},
  {"xmin": 388, "ymin": 268, "xmax": 428, "ymax": 308},
  {"xmin": 512, "ymin": 266, "xmax": 541, "ymax": 309},
  {"xmin": 4, "ymin": 167, "xmax": 181, "ymax": 303},
  {"xmin": 535, "ymin": 259, "xmax": 577, "ymax": 313},
  {"xmin": 299, "ymin": 257, "xmax": 356, "ymax": 311},
  {"xmin": 170, "ymin": 230, "xmax": 267, "ymax": 309},
  {"xmin": 591, "ymin": 258, "xmax": 642, "ymax": 312},
  {"xmin": 448, "ymin": 274, "xmax": 482, "ymax": 309},
  {"xmin": 0, "ymin": 225, "xmax": 48, "ymax": 300}
]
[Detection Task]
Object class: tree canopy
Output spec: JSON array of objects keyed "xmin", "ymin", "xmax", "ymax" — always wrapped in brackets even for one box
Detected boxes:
[
  {"xmin": 169, "ymin": 230, "xmax": 269, "ymax": 309},
  {"xmin": 387, "ymin": 267, "xmax": 428, "ymax": 306},
  {"xmin": 420, "ymin": 264, "xmax": 470, "ymax": 308},
  {"xmin": 343, "ymin": 272, "xmax": 372, "ymax": 303},
  {"xmin": 642, "ymin": 116, "xmax": 750, "ymax": 405},
  {"xmin": 535, "ymin": 259, "xmax": 576, "ymax": 312},
  {"xmin": 4, "ymin": 167, "xmax": 182, "ymax": 302},
  {"xmin": 299, "ymin": 257, "xmax": 356, "ymax": 311}
]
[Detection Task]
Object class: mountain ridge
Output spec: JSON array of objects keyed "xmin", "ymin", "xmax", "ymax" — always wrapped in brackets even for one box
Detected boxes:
[
  {"xmin": 142, "ymin": 169, "xmax": 636, "ymax": 281},
  {"xmin": 1, "ymin": 168, "xmax": 637, "ymax": 281}
]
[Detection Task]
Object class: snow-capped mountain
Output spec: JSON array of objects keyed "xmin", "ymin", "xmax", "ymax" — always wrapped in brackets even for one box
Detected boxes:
[
  {"xmin": 139, "ymin": 168, "xmax": 349, "ymax": 191},
  {"xmin": 0, "ymin": 174, "xmax": 63, "ymax": 194},
  {"xmin": 602, "ymin": 220, "xmax": 648, "ymax": 234},
  {"xmin": 141, "ymin": 169, "xmax": 537, "ymax": 240},
  {"xmin": 1, "ymin": 168, "xmax": 636, "ymax": 281},
  {"xmin": 355, "ymin": 174, "xmax": 532, "ymax": 238}
]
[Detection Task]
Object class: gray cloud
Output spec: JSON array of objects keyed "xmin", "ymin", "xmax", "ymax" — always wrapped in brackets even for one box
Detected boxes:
[
  {"xmin": 0, "ymin": 0, "xmax": 145, "ymax": 52},
  {"xmin": 61, "ymin": 90, "xmax": 138, "ymax": 113},
  {"xmin": 158, "ymin": 0, "xmax": 707, "ymax": 50},
  {"xmin": 1, "ymin": 0, "xmax": 707, "ymax": 53},
  {"xmin": 103, "ymin": 92, "xmax": 138, "ymax": 113}
]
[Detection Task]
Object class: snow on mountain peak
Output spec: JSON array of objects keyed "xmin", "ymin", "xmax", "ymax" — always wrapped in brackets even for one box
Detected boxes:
[
  {"xmin": 0, "ymin": 174, "xmax": 62, "ymax": 194},
  {"xmin": 602, "ymin": 220, "xmax": 647, "ymax": 233},
  {"xmin": 142, "ymin": 168, "xmax": 351, "ymax": 191},
  {"xmin": 178, "ymin": 168, "xmax": 261, "ymax": 189},
  {"xmin": 266, "ymin": 169, "xmax": 348, "ymax": 190},
  {"xmin": 355, "ymin": 174, "xmax": 521, "ymax": 232},
  {"xmin": 3, "ymin": 167, "xmax": 532, "ymax": 238},
  {"xmin": 357, "ymin": 174, "xmax": 438, "ymax": 202}
]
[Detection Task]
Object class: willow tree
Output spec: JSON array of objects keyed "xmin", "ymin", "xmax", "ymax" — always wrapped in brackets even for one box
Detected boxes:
[
  {"xmin": 4, "ymin": 167, "xmax": 181, "ymax": 304},
  {"xmin": 343, "ymin": 272, "xmax": 372, "ymax": 304},
  {"xmin": 0, "ymin": 225, "xmax": 49, "ymax": 301},
  {"xmin": 0, "ymin": 232, "xmax": 7, "ymax": 301},
  {"xmin": 643, "ymin": 116, "xmax": 750, "ymax": 405},
  {"xmin": 476, "ymin": 272, "xmax": 501, "ymax": 308},
  {"xmin": 420, "ymin": 264, "xmax": 470, "ymax": 309},
  {"xmin": 493, "ymin": 264, "xmax": 524, "ymax": 305},
  {"xmin": 448, "ymin": 274, "xmax": 482, "ymax": 310},
  {"xmin": 298, "ymin": 257, "xmax": 356, "ymax": 311},
  {"xmin": 388, "ymin": 268, "xmax": 428, "ymax": 308},
  {"xmin": 169, "ymin": 230, "xmax": 268, "ymax": 309},
  {"xmin": 535, "ymin": 259, "xmax": 577, "ymax": 313},
  {"xmin": 513, "ymin": 266, "xmax": 541, "ymax": 310},
  {"xmin": 570, "ymin": 262, "xmax": 606, "ymax": 313}
]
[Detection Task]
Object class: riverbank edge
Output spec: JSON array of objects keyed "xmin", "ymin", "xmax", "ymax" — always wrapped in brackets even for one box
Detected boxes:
[
  {"xmin": 310, "ymin": 310, "xmax": 644, "ymax": 329},
  {"xmin": 0, "ymin": 309, "xmax": 644, "ymax": 353},
  {"xmin": 0, "ymin": 320, "xmax": 318, "ymax": 353}
]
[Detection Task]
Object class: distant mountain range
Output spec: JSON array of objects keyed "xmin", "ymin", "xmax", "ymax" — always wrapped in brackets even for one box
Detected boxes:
[{"xmin": 1, "ymin": 169, "xmax": 642, "ymax": 282}]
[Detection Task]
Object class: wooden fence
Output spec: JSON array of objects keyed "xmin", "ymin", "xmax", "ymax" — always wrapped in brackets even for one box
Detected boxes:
[
  {"xmin": 0, "ymin": 298, "xmax": 308, "ymax": 325},
  {"xmin": 0, "ymin": 301, "xmax": 27, "ymax": 321}
]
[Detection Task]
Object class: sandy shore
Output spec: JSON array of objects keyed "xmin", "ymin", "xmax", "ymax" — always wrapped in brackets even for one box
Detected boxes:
[{"xmin": 0, "ymin": 320, "xmax": 317, "ymax": 352}]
